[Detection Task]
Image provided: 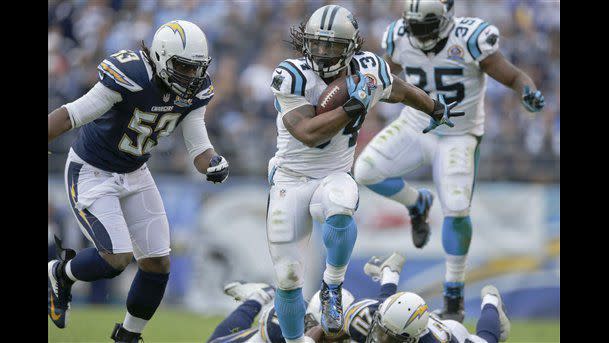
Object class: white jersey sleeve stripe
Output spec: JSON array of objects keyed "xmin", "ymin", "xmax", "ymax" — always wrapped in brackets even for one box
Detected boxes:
[{"xmin": 385, "ymin": 20, "xmax": 399, "ymax": 57}]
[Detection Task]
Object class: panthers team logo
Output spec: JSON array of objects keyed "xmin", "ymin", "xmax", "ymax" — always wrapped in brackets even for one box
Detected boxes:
[
  {"xmin": 162, "ymin": 21, "xmax": 186, "ymax": 49},
  {"xmin": 347, "ymin": 13, "xmax": 358, "ymax": 29},
  {"xmin": 447, "ymin": 44, "xmax": 465, "ymax": 61}
]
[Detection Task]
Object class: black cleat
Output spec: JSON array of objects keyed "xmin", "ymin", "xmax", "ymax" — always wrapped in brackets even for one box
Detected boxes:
[
  {"xmin": 111, "ymin": 323, "xmax": 143, "ymax": 343},
  {"xmin": 48, "ymin": 236, "xmax": 76, "ymax": 329},
  {"xmin": 434, "ymin": 293, "xmax": 465, "ymax": 322},
  {"xmin": 319, "ymin": 280, "xmax": 344, "ymax": 335},
  {"xmin": 407, "ymin": 189, "xmax": 434, "ymax": 248}
]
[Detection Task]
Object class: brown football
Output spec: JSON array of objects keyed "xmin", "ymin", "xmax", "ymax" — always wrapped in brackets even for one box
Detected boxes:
[{"xmin": 315, "ymin": 74, "xmax": 359, "ymax": 116}]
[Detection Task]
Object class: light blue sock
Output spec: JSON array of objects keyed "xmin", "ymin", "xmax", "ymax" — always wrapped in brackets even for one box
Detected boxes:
[
  {"xmin": 366, "ymin": 177, "xmax": 405, "ymax": 196},
  {"xmin": 442, "ymin": 216, "xmax": 472, "ymax": 296},
  {"xmin": 322, "ymin": 214, "xmax": 357, "ymax": 268},
  {"xmin": 274, "ymin": 288, "xmax": 305, "ymax": 340}
]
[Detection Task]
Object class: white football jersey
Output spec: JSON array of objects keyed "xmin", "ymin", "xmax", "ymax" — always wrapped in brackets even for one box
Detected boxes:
[
  {"xmin": 270, "ymin": 52, "xmax": 393, "ymax": 179},
  {"xmin": 382, "ymin": 17, "xmax": 500, "ymax": 136}
]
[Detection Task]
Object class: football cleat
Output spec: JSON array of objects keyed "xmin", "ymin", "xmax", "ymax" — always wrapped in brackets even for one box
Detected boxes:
[
  {"xmin": 363, "ymin": 252, "xmax": 406, "ymax": 282},
  {"xmin": 434, "ymin": 296, "xmax": 465, "ymax": 322},
  {"xmin": 319, "ymin": 280, "xmax": 344, "ymax": 335},
  {"xmin": 407, "ymin": 189, "xmax": 434, "ymax": 248},
  {"xmin": 223, "ymin": 281, "xmax": 275, "ymax": 304},
  {"xmin": 111, "ymin": 323, "xmax": 143, "ymax": 343},
  {"xmin": 48, "ymin": 236, "xmax": 76, "ymax": 329},
  {"xmin": 481, "ymin": 285, "xmax": 511, "ymax": 342}
]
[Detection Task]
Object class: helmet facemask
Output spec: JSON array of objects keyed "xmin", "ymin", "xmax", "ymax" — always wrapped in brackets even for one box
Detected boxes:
[
  {"xmin": 164, "ymin": 55, "xmax": 211, "ymax": 100},
  {"xmin": 403, "ymin": 10, "xmax": 453, "ymax": 50},
  {"xmin": 365, "ymin": 312, "xmax": 419, "ymax": 343},
  {"xmin": 303, "ymin": 33, "xmax": 355, "ymax": 78}
]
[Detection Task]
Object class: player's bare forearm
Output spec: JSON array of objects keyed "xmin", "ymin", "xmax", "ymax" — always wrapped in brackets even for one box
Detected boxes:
[
  {"xmin": 384, "ymin": 76, "xmax": 435, "ymax": 115},
  {"xmin": 282, "ymin": 104, "xmax": 352, "ymax": 147},
  {"xmin": 48, "ymin": 106, "xmax": 72, "ymax": 143},
  {"xmin": 193, "ymin": 148, "xmax": 216, "ymax": 174},
  {"xmin": 480, "ymin": 51, "xmax": 537, "ymax": 94}
]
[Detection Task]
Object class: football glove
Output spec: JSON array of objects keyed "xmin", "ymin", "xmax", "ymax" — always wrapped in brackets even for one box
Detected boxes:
[
  {"xmin": 521, "ymin": 85, "xmax": 545, "ymax": 112},
  {"xmin": 206, "ymin": 155, "xmax": 229, "ymax": 184},
  {"xmin": 343, "ymin": 71, "xmax": 374, "ymax": 118},
  {"xmin": 423, "ymin": 94, "xmax": 465, "ymax": 133}
]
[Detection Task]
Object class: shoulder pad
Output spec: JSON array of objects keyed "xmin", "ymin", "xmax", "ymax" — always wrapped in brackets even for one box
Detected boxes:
[
  {"xmin": 454, "ymin": 18, "xmax": 500, "ymax": 61},
  {"xmin": 343, "ymin": 298, "xmax": 378, "ymax": 332},
  {"xmin": 271, "ymin": 59, "xmax": 309, "ymax": 96},
  {"xmin": 97, "ymin": 50, "xmax": 151, "ymax": 93},
  {"xmin": 352, "ymin": 51, "xmax": 392, "ymax": 90},
  {"xmin": 193, "ymin": 74, "xmax": 214, "ymax": 105},
  {"xmin": 382, "ymin": 18, "xmax": 406, "ymax": 58}
]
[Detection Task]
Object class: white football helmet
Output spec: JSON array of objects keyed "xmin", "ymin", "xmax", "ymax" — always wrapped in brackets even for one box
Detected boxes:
[
  {"xmin": 402, "ymin": 0, "xmax": 455, "ymax": 50},
  {"xmin": 365, "ymin": 292, "xmax": 430, "ymax": 343},
  {"xmin": 149, "ymin": 20, "xmax": 211, "ymax": 99},
  {"xmin": 302, "ymin": 5, "xmax": 360, "ymax": 78},
  {"xmin": 306, "ymin": 288, "xmax": 355, "ymax": 325}
]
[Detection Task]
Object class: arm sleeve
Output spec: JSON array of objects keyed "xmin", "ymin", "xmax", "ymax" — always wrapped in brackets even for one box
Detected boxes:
[
  {"xmin": 64, "ymin": 82, "xmax": 123, "ymax": 129},
  {"xmin": 181, "ymin": 106, "xmax": 214, "ymax": 162},
  {"xmin": 469, "ymin": 22, "xmax": 500, "ymax": 62}
]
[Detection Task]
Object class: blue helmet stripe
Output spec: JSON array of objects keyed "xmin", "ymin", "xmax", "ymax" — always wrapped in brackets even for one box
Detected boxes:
[
  {"xmin": 279, "ymin": 61, "xmax": 306, "ymax": 96},
  {"xmin": 386, "ymin": 21, "xmax": 398, "ymax": 57},
  {"xmin": 467, "ymin": 22, "xmax": 490, "ymax": 60}
]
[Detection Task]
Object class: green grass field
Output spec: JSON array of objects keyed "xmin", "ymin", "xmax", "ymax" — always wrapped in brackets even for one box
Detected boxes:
[{"xmin": 48, "ymin": 306, "xmax": 559, "ymax": 343}]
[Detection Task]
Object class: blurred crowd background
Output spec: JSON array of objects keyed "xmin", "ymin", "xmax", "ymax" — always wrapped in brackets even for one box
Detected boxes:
[{"xmin": 48, "ymin": 0, "xmax": 560, "ymax": 182}]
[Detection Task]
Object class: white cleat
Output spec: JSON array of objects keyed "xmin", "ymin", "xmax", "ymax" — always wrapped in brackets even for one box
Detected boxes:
[
  {"xmin": 223, "ymin": 281, "xmax": 275, "ymax": 304},
  {"xmin": 363, "ymin": 252, "xmax": 406, "ymax": 282},
  {"xmin": 481, "ymin": 285, "xmax": 511, "ymax": 342}
]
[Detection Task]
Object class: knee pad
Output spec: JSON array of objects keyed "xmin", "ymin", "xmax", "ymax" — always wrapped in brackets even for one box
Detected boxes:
[
  {"xmin": 319, "ymin": 173, "xmax": 359, "ymax": 219},
  {"xmin": 437, "ymin": 141, "xmax": 477, "ymax": 217},
  {"xmin": 353, "ymin": 152, "xmax": 385, "ymax": 185},
  {"xmin": 274, "ymin": 260, "xmax": 304, "ymax": 290}
]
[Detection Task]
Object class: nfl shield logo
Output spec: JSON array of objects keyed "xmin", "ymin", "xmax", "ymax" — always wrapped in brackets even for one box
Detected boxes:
[{"xmin": 163, "ymin": 93, "xmax": 170, "ymax": 102}]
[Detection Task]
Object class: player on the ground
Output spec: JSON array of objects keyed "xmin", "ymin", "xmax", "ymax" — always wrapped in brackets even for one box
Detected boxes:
[
  {"xmin": 206, "ymin": 281, "xmax": 355, "ymax": 343},
  {"xmin": 47, "ymin": 20, "xmax": 229, "ymax": 342},
  {"xmin": 353, "ymin": 0, "xmax": 545, "ymax": 322},
  {"xmin": 267, "ymin": 4, "xmax": 464, "ymax": 342},
  {"xmin": 317, "ymin": 252, "xmax": 511, "ymax": 343}
]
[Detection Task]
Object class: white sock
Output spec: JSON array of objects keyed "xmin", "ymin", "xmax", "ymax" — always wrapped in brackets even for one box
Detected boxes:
[
  {"xmin": 380, "ymin": 267, "xmax": 400, "ymax": 285},
  {"xmin": 389, "ymin": 183, "xmax": 419, "ymax": 207},
  {"xmin": 481, "ymin": 294, "xmax": 499, "ymax": 309},
  {"xmin": 123, "ymin": 313, "xmax": 148, "ymax": 334},
  {"xmin": 286, "ymin": 336, "xmax": 306, "ymax": 343},
  {"xmin": 323, "ymin": 263, "xmax": 348, "ymax": 285},
  {"xmin": 445, "ymin": 254, "xmax": 467, "ymax": 283},
  {"xmin": 64, "ymin": 261, "xmax": 78, "ymax": 282}
]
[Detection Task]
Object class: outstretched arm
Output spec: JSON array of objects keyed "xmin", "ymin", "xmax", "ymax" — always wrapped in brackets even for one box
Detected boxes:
[
  {"xmin": 480, "ymin": 51, "xmax": 545, "ymax": 112},
  {"xmin": 48, "ymin": 82, "xmax": 122, "ymax": 143},
  {"xmin": 383, "ymin": 75, "xmax": 434, "ymax": 114}
]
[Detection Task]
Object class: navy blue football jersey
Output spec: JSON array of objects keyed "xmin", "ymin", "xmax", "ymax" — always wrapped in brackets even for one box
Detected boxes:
[
  {"xmin": 71, "ymin": 49, "xmax": 214, "ymax": 173},
  {"xmin": 344, "ymin": 297, "xmax": 458, "ymax": 343}
]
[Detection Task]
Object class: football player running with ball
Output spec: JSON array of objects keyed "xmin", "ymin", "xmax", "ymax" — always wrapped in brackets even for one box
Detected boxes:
[
  {"xmin": 353, "ymin": 0, "xmax": 545, "ymax": 322},
  {"xmin": 47, "ymin": 20, "xmax": 229, "ymax": 342},
  {"xmin": 267, "ymin": 5, "xmax": 464, "ymax": 342}
]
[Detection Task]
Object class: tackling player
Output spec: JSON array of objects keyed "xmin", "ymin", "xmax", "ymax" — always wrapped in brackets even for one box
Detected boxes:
[
  {"xmin": 47, "ymin": 20, "xmax": 229, "ymax": 342},
  {"xmin": 353, "ymin": 0, "xmax": 545, "ymax": 322},
  {"xmin": 267, "ymin": 5, "xmax": 464, "ymax": 342},
  {"xmin": 319, "ymin": 252, "xmax": 511, "ymax": 343}
]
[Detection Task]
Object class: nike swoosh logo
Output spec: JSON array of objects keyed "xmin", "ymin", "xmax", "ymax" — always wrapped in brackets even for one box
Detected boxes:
[{"xmin": 50, "ymin": 294, "xmax": 62, "ymax": 321}]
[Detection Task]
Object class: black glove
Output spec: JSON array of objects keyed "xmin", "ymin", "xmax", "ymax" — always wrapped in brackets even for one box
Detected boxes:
[{"xmin": 206, "ymin": 155, "xmax": 229, "ymax": 184}]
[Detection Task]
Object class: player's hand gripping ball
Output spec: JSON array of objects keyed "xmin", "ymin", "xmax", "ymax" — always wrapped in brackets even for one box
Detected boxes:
[
  {"xmin": 206, "ymin": 155, "xmax": 229, "ymax": 184},
  {"xmin": 315, "ymin": 72, "xmax": 374, "ymax": 118}
]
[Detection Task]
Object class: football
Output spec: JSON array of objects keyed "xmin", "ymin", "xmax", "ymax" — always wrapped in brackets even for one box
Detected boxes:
[{"xmin": 315, "ymin": 74, "xmax": 359, "ymax": 116}]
